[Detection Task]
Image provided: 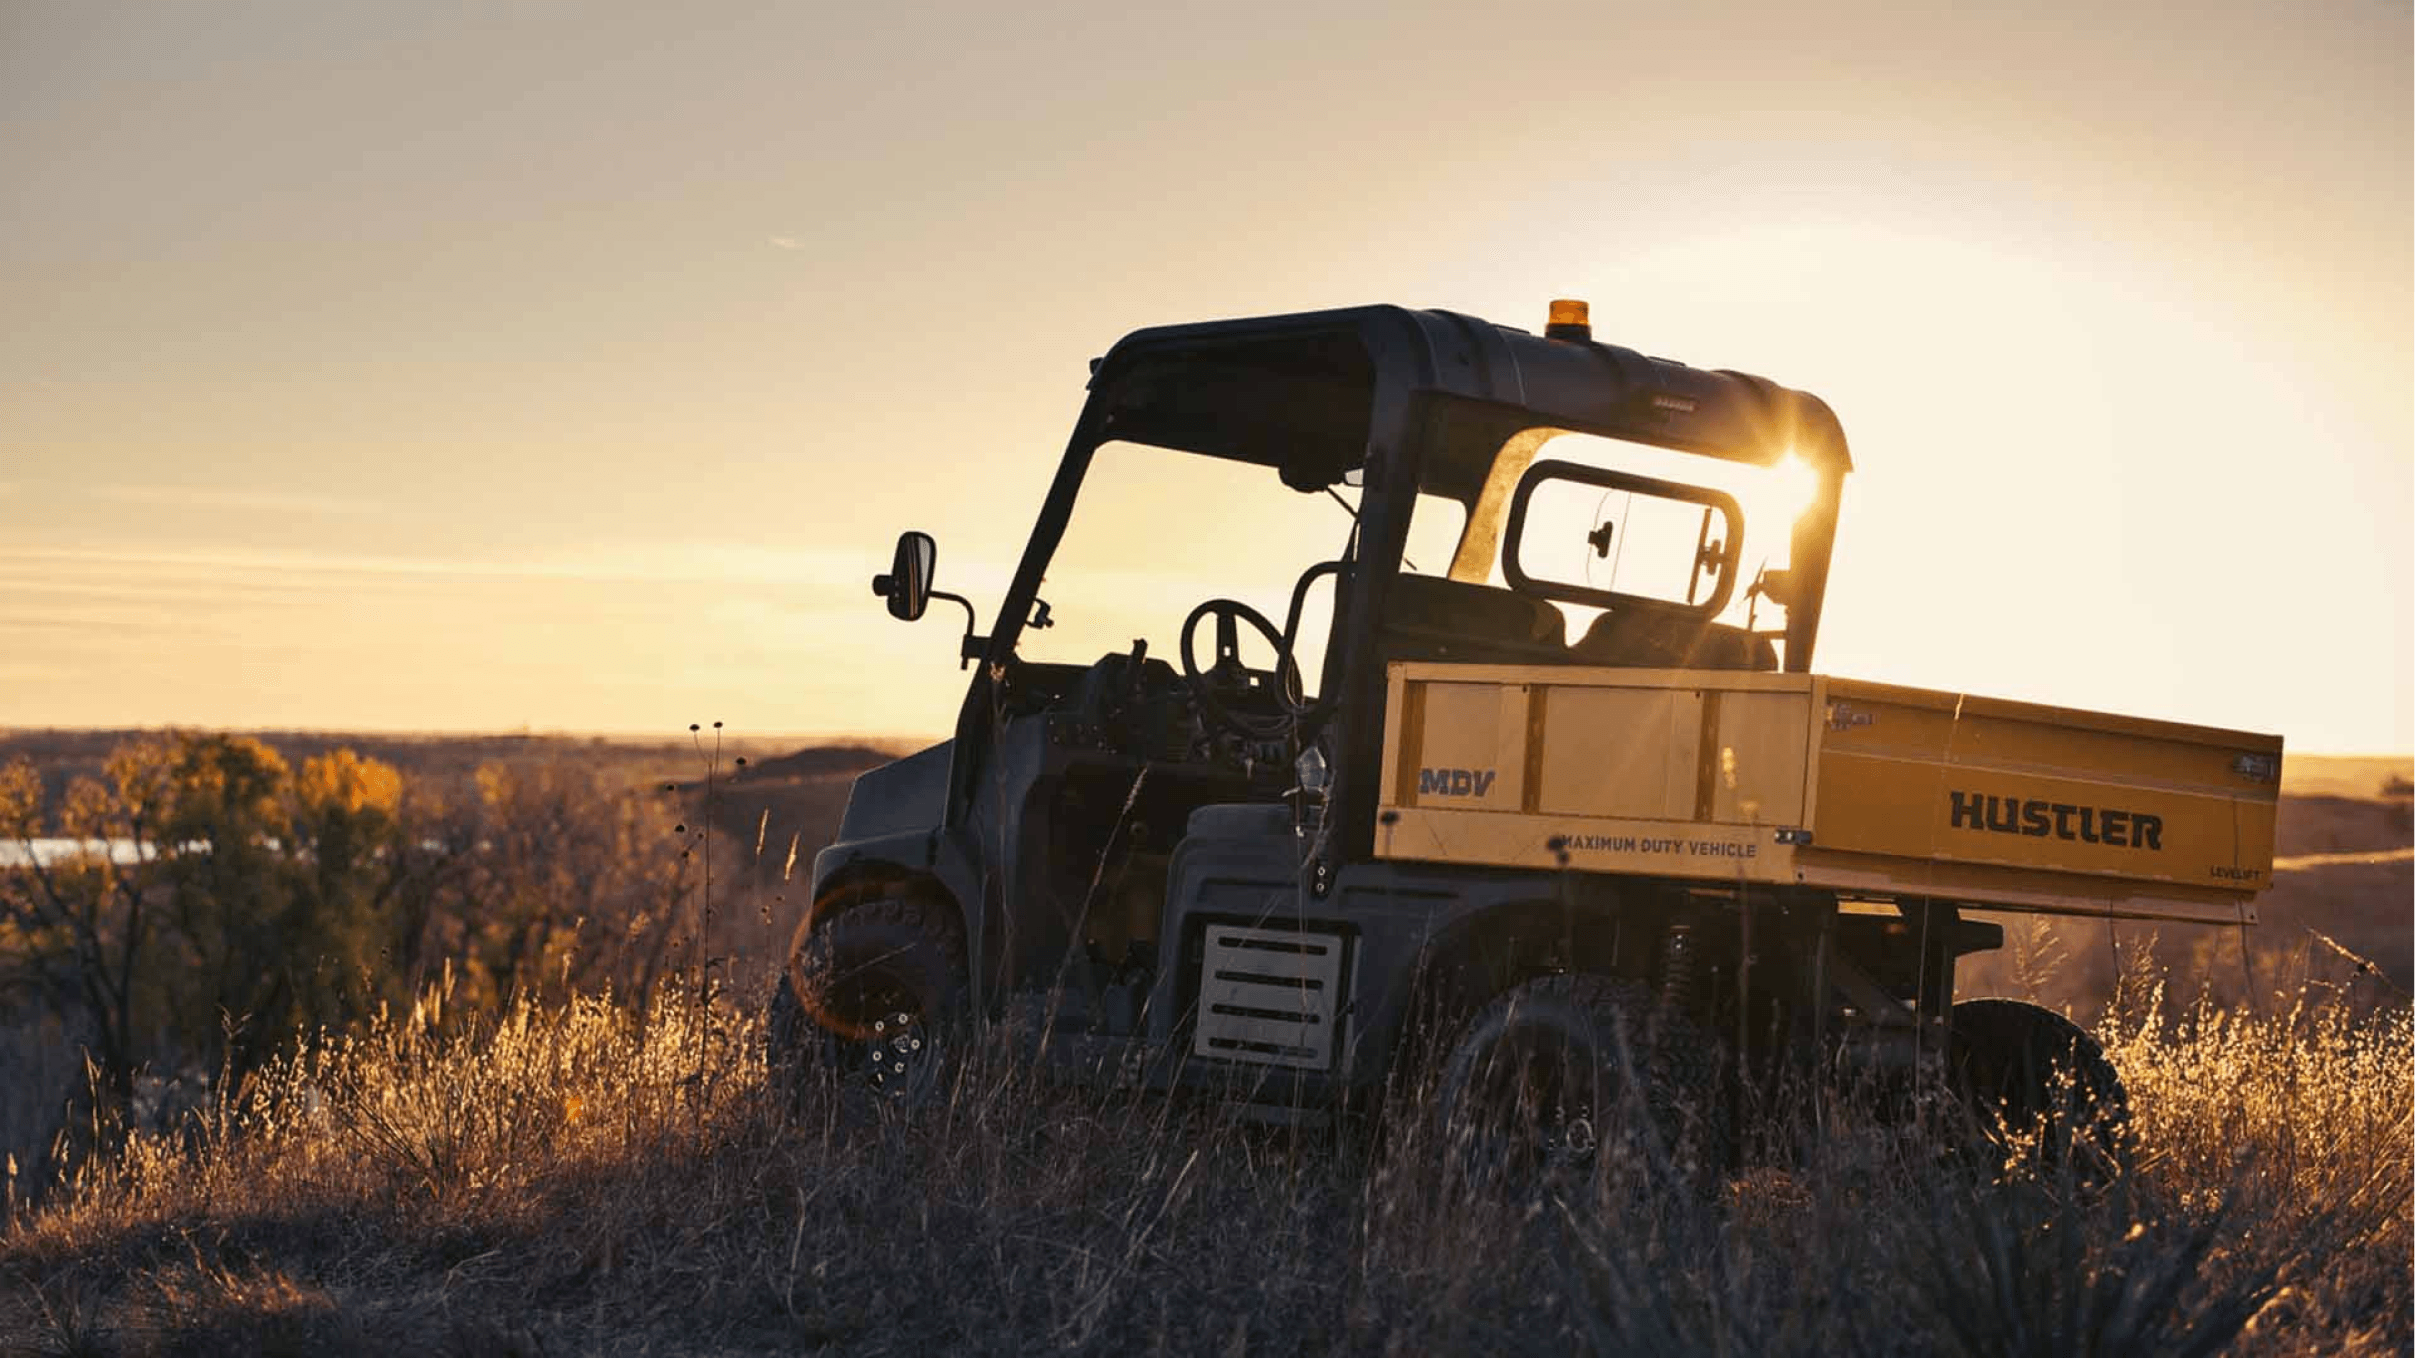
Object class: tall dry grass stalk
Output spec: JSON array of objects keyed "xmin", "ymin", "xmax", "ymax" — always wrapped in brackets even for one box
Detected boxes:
[
  {"xmin": 3, "ymin": 975, "xmax": 2406, "ymax": 1356},
  {"xmin": 2099, "ymin": 987, "xmax": 2412, "ymax": 1348}
]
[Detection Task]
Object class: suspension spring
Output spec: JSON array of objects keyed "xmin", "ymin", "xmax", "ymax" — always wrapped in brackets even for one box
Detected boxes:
[{"xmin": 1659, "ymin": 922, "xmax": 1701, "ymax": 1017}]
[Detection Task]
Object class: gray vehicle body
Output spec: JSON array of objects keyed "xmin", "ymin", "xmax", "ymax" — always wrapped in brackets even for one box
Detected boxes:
[{"xmin": 804, "ymin": 303, "xmax": 1997, "ymax": 1115}]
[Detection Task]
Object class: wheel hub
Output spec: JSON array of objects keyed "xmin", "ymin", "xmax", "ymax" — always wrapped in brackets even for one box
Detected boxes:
[{"xmin": 866, "ymin": 1008, "xmax": 928, "ymax": 1092}]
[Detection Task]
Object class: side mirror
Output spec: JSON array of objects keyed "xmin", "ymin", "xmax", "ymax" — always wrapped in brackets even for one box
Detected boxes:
[
  {"xmin": 872, "ymin": 530, "xmax": 936, "ymax": 621},
  {"xmin": 868, "ymin": 529, "xmax": 985, "ymax": 669}
]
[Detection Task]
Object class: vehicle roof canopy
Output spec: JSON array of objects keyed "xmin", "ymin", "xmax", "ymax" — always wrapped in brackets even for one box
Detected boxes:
[{"xmin": 1085, "ymin": 305, "xmax": 1852, "ymax": 499}]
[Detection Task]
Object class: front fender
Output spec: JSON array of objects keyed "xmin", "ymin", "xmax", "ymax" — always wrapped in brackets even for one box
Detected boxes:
[
  {"xmin": 807, "ymin": 822, "xmax": 989, "ymax": 1012},
  {"xmin": 832, "ymin": 740, "xmax": 952, "ymax": 843}
]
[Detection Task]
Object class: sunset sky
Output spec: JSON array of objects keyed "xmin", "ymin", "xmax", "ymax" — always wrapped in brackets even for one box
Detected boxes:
[{"xmin": 3, "ymin": 1, "xmax": 2407, "ymax": 752}]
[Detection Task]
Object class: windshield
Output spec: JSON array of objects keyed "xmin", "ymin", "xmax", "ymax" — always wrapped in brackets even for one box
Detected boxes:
[
  {"xmin": 1016, "ymin": 442, "xmax": 1347, "ymax": 682},
  {"xmin": 1016, "ymin": 442, "xmax": 1465, "ymax": 687}
]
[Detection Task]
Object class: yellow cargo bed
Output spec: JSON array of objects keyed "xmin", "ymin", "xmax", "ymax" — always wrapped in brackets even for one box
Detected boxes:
[{"xmin": 1375, "ymin": 662, "xmax": 2282, "ymax": 924}]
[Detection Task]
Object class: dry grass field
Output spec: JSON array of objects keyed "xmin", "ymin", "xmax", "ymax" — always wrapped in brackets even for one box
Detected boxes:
[
  {"xmin": 1, "ymin": 738, "xmax": 2406, "ymax": 1355},
  {"xmin": 0, "ymin": 971, "xmax": 2404, "ymax": 1356}
]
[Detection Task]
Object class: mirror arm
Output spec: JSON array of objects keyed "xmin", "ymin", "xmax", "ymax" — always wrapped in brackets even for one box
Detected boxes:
[{"xmin": 931, "ymin": 589, "xmax": 982, "ymax": 670}]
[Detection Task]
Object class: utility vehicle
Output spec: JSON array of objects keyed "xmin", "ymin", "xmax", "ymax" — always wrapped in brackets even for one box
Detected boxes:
[{"xmin": 770, "ymin": 300, "xmax": 2282, "ymax": 1163}]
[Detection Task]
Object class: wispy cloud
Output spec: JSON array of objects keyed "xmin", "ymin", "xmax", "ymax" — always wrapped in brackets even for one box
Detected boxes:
[
  {"xmin": 0, "ymin": 541, "xmax": 919, "ymax": 588},
  {"xmin": 768, "ymin": 235, "xmax": 810, "ymax": 251},
  {"xmin": 93, "ymin": 484, "xmax": 369, "ymax": 516},
  {"xmin": 530, "ymin": 542, "xmax": 927, "ymax": 587}
]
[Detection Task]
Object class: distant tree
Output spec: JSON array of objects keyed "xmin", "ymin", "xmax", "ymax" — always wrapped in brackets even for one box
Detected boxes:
[
  {"xmin": 0, "ymin": 732, "xmax": 693, "ymax": 1100},
  {"xmin": 148, "ymin": 734, "xmax": 303, "ymax": 1070},
  {"xmin": 0, "ymin": 734, "xmax": 425, "ymax": 1088},
  {"xmin": 0, "ymin": 736, "xmax": 181, "ymax": 1094},
  {"xmin": 450, "ymin": 760, "xmax": 689, "ymax": 1009}
]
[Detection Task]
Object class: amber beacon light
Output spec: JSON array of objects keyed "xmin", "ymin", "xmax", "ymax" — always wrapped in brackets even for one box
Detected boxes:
[{"xmin": 1545, "ymin": 298, "xmax": 1592, "ymax": 342}]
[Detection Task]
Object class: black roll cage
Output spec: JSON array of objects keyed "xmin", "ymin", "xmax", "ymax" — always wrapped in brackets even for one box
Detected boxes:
[{"xmin": 949, "ymin": 305, "xmax": 1853, "ymax": 868}]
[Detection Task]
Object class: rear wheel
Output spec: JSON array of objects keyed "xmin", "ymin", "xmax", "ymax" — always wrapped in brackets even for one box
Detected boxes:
[
  {"xmin": 775, "ymin": 890, "xmax": 968, "ymax": 1103},
  {"xmin": 1949, "ymin": 998, "xmax": 2130, "ymax": 1175},
  {"xmin": 1433, "ymin": 973, "xmax": 1725, "ymax": 1187}
]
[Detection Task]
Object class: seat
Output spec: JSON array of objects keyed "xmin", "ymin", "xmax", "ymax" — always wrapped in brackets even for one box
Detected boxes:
[
  {"xmin": 1377, "ymin": 575, "xmax": 1566, "ymax": 663},
  {"xmin": 1567, "ymin": 608, "xmax": 1776, "ymax": 670},
  {"xmin": 1186, "ymin": 802, "xmax": 1293, "ymax": 840}
]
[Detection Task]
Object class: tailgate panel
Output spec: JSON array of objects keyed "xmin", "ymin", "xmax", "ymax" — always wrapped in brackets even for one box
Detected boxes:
[{"xmin": 1812, "ymin": 679, "xmax": 2279, "ymax": 895}]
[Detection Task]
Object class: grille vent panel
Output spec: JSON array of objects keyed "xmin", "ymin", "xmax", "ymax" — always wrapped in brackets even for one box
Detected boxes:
[{"xmin": 1193, "ymin": 925, "xmax": 1344, "ymax": 1070}]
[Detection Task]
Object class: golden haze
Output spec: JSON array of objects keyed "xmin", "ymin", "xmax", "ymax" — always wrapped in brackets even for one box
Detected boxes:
[{"xmin": 0, "ymin": 2, "xmax": 2404, "ymax": 749}]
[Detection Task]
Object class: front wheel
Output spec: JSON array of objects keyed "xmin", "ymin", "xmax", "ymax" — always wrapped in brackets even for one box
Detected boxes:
[{"xmin": 775, "ymin": 890, "xmax": 968, "ymax": 1104}]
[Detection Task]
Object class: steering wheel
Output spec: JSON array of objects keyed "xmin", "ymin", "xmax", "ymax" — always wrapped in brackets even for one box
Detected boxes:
[{"xmin": 1178, "ymin": 599, "xmax": 1303, "ymax": 741}]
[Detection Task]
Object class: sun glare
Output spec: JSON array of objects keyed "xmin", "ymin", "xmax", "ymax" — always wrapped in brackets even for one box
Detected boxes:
[{"xmin": 1754, "ymin": 452, "xmax": 1821, "ymax": 535}]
